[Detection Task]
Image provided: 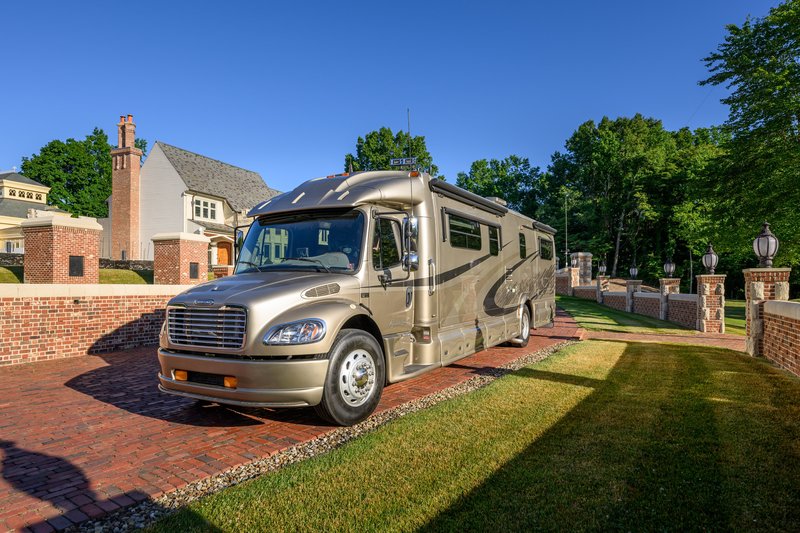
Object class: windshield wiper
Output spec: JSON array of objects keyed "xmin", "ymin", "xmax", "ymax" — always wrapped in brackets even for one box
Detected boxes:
[{"xmin": 282, "ymin": 257, "xmax": 331, "ymax": 273}]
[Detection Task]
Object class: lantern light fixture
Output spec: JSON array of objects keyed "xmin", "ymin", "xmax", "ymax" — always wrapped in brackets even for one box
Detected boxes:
[
  {"xmin": 664, "ymin": 258, "xmax": 676, "ymax": 277},
  {"xmin": 629, "ymin": 265, "xmax": 638, "ymax": 279},
  {"xmin": 701, "ymin": 244, "xmax": 719, "ymax": 274},
  {"xmin": 753, "ymin": 221, "xmax": 779, "ymax": 267},
  {"xmin": 571, "ymin": 257, "xmax": 578, "ymax": 268},
  {"xmin": 598, "ymin": 261, "xmax": 607, "ymax": 275}
]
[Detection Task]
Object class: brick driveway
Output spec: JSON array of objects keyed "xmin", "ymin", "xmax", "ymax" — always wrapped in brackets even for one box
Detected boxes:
[{"xmin": 0, "ymin": 313, "xmax": 581, "ymax": 532}]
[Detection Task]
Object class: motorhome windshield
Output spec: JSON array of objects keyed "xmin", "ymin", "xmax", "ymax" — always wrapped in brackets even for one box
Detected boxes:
[{"xmin": 235, "ymin": 210, "xmax": 365, "ymax": 274}]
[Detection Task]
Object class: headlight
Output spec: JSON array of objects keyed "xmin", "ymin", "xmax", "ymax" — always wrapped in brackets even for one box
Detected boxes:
[{"xmin": 263, "ymin": 319, "xmax": 326, "ymax": 345}]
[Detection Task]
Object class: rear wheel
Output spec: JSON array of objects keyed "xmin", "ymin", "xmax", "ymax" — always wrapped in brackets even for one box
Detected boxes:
[
  {"xmin": 314, "ymin": 329, "xmax": 385, "ymax": 426},
  {"xmin": 514, "ymin": 305, "xmax": 531, "ymax": 347}
]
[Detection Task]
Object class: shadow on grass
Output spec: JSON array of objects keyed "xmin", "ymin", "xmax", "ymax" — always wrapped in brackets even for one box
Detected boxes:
[{"xmin": 421, "ymin": 341, "xmax": 800, "ymax": 531}]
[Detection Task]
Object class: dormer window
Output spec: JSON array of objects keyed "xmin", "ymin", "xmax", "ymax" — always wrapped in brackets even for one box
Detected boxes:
[
  {"xmin": 36, "ymin": 194, "xmax": 42, "ymax": 201},
  {"xmin": 26, "ymin": 192, "xmax": 33, "ymax": 199},
  {"xmin": 194, "ymin": 198, "xmax": 218, "ymax": 221},
  {"xmin": 9, "ymin": 189, "xmax": 16, "ymax": 197}
]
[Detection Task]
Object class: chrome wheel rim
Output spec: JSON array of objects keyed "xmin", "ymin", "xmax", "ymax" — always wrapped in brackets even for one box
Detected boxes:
[
  {"xmin": 338, "ymin": 349, "xmax": 377, "ymax": 407},
  {"xmin": 521, "ymin": 310, "xmax": 530, "ymax": 340}
]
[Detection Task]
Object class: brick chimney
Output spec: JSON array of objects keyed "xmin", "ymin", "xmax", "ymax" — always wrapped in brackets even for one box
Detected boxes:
[{"xmin": 111, "ymin": 114, "xmax": 143, "ymax": 260}]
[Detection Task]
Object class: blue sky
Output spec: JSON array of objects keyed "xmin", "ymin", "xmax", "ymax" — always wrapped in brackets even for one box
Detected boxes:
[{"xmin": 0, "ymin": 1, "xmax": 774, "ymax": 192}]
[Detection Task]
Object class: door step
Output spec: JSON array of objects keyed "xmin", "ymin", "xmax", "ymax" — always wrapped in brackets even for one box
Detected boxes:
[{"xmin": 400, "ymin": 364, "xmax": 435, "ymax": 378}]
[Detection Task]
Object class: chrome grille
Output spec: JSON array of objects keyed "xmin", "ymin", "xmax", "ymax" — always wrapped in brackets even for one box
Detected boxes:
[{"xmin": 167, "ymin": 306, "xmax": 246, "ymax": 349}]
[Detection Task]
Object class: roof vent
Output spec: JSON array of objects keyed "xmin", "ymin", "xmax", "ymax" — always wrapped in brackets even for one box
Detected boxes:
[{"xmin": 487, "ymin": 197, "xmax": 508, "ymax": 207}]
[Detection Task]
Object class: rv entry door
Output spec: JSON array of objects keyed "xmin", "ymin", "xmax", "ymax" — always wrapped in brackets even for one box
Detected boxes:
[{"xmin": 368, "ymin": 215, "xmax": 414, "ymax": 336}]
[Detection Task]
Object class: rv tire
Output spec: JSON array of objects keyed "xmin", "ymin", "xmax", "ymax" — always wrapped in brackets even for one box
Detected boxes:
[
  {"xmin": 514, "ymin": 305, "xmax": 531, "ymax": 347},
  {"xmin": 314, "ymin": 329, "xmax": 385, "ymax": 426}
]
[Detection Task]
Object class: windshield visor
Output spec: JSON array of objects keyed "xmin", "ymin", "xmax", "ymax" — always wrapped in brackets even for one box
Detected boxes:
[{"xmin": 236, "ymin": 210, "xmax": 365, "ymax": 274}]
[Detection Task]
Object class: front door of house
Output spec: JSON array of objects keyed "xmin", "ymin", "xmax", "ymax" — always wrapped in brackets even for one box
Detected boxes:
[{"xmin": 218, "ymin": 242, "xmax": 231, "ymax": 265}]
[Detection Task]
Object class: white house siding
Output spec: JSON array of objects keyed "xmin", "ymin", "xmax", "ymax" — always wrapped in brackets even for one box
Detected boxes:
[{"xmin": 139, "ymin": 144, "xmax": 188, "ymax": 260}]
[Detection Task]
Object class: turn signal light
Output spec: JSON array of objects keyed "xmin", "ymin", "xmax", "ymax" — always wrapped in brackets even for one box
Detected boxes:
[
  {"xmin": 224, "ymin": 376, "xmax": 238, "ymax": 389},
  {"xmin": 409, "ymin": 171, "xmax": 420, "ymax": 177},
  {"xmin": 174, "ymin": 370, "xmax": 188, "ymax": 381}
]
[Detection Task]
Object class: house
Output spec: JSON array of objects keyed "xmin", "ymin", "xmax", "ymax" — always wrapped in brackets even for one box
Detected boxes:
[
  {"xmin": 100, "ymin": 115, "xmax": 280, "ymax": 267},
  {"xmin": 0, "ymin": 171, "xmax": 65, "ymax": 254}
]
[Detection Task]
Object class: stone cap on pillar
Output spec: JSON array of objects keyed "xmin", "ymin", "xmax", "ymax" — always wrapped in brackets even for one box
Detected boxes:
[
  {"xmin": 152, "ymin": 232, "xmax": 211, "ymax": 244},
  {"xmin": 21, "ymin": 213, "xmax": 102, "ymax": 231},
  {"xmin": 742, "ymin": 268, "xmax": 791, "ymax": 274}
]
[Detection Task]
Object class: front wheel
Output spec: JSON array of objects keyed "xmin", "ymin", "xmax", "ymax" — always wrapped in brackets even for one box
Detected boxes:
[
  {"xmin": 513, "ymin": 305, "xmax": 531, "ymax": 347},
  {"xmin": 314, "ymin": 329, "xmax": 385, "ymax": 426}
]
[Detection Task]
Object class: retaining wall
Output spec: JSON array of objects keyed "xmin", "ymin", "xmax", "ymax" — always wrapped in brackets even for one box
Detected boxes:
[
  {"xmin": 0, "ymin": 253, "xmax": 24, "ymax": 267},
  {"xmin": 0, "ymin": 284, "xmax": 189, "ymax": 366},
  {"xmin": 99, "ymin": 258, "xmax": 154, "ymax": 271},
  {"xmin": 762, "ymin": 301, "xmax": 800, "ymax": 378},
  {"xmin": 668, "ymin": 294, "xmax": 698, "ymax": 329},
  {"xmin": 633, "ymin": 292, "xmax": 660, "ymax": 319},
  {"xmin": 603, "ymin": 291, "xmax": 626, "ymax": 311},
  {"xmin": 555, "ymin": 274, "xmax": 570, "ymax": 295}
]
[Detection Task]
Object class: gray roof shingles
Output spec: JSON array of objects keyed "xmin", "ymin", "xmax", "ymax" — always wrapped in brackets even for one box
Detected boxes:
[
  {"xmin": 157, "ymin": 142, "xmax": 280, "ymax": 212},
  {"xmin": 0, "ymin": 172, "xmax": 47, "ymax": 187},
  {"xmin": 0, "ymin": 198, "xmax": 65, "ymax": 219}
]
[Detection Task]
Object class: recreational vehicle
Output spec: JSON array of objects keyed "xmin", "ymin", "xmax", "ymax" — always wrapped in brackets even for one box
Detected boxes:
[{"xmin": 158, "ymin": 171, "xmax": 556, "ymax": 425}]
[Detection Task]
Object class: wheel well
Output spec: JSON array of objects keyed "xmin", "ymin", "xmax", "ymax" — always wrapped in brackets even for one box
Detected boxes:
[
  {"xmin": 341, "ymin": 314, "xmax": 385, "ymax": 358},
  {"xmin": 524, "ymin": 300, "xmax": 533, "ymax": 323}
]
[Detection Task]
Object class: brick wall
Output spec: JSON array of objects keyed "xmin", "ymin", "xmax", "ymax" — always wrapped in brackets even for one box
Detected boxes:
[
  {"xmin": 604, "ymin": 292, "xmax": 626, "ymax": 311},
  {"xmin": 0, "ymin": 285, "xmax": 187, "ymax": 366},
  {"xmin": 100, "ymin": 258, "xmax": 154, "ymax": 271},
  {"xmin": 697, "ymin": 275, "xmax": 726, "ymax": 334},
  {"xmin": 633, "ymin": 293, "xmax": 660, "ymax": 319},
  {"xmin": 23, "ymin": 224, "xmax": 101, "ymax": 284},
  {"xmin": 555, "ymin": 273, "xmax": 570, "ymax": 295},
  {"xmin": 153, "ymin": 234, "xmax": 210, "ymax": 285},
  {"xmin": 762, "ymin": 302, "xmax": 800, "ymax": 378},
  {"xmin": 212, "ymin": 265, "xmax": 235, "ymax": 278},
  {"xmin": 744, "ymin": 268, "xmax": 791, "ymax": 356},
  {"xmin": 573, "ymin": 286, "xmax": 596, "ymax": 300},
  {"xmin": 668, "ymin": 295, "xmax": 698, "ymax": 329}
]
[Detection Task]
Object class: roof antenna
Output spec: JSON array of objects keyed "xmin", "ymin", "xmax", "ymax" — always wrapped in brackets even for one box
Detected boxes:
[{"xmin": 406, "ymin": 108, "xmax": 412, "ymax": 161}]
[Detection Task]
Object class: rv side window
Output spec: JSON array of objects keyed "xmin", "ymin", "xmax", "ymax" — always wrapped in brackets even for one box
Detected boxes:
[
  {"xmin": 539, "ymin": 238, "xmax": 553, "ymax": 260},
  {"xmin": 449, "ymin": 214, "xmax": 482, "ymax": 250},
  {"xmin": 488, "ymin": 226, "xmax": 499, "ymax": 256},
  {"xmin": 519, "ymin": 233, "xmax": 526, "ymax": 259},
  {"xmin": 372, "ymin": 218, "xmax": 402, "ymax": 270}
]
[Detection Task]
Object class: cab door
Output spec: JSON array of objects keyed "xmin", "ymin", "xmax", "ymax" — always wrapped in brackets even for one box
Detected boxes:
[{"xmin": 367, "ymin": 215, "xmax": 414, "ymax": 336}]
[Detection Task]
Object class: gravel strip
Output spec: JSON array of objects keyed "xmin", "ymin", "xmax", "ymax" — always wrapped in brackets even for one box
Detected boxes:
[{"xmin": 75, "ymin": 340, "xmax": 574, "ymax": 532}]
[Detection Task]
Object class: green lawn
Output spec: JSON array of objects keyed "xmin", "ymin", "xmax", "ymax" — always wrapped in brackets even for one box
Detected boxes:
[
  {"xmin": 150, "ymin": 340, "xmax": 800, "ymax": 532},
  {"xmin": 0, "ymin": 266, "xmax": 23, "ymax": 283},
  {"xmin": 725, "ymin": 299, "xmax": 747, "ymax": 336},
  {"xmin": 557, "ymin": 295, "xmax": 695, "ymax": 335},
  {"xmin": 98, "ymin": 268, "xmax": 154, "ymax": 284}
]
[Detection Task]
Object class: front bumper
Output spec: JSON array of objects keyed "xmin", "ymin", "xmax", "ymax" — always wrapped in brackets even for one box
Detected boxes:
[{"xmin": 158, "ymin": 348, "xmax": 329, "ymax": 407}]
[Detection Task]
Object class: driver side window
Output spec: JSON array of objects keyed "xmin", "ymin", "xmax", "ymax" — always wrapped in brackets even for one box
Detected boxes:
[{"xmin": 372, "ymin": 219, "xmax": 402, "ymax": 270}]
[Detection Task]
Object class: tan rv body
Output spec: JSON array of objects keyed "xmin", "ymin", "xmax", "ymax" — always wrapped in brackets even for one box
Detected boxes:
[{"xmin": 158, "ymin": 171, "xmax": 556, "ymax": 424}]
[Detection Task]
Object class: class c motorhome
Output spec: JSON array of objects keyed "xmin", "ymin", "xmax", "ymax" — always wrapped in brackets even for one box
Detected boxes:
[{"xmin": 158, "ymin": 170, "xmax": 557, "ymax": 425}]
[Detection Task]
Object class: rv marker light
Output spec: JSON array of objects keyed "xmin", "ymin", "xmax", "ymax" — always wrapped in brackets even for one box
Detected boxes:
[{"xmin": 174, "ymin": 370, "xmax": 188, "ymax": 381}]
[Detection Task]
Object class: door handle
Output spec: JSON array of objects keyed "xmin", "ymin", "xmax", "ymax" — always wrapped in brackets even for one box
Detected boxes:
[{"xmin": 429, "ymin": 259, "xmax": 436, "ymax": 295}]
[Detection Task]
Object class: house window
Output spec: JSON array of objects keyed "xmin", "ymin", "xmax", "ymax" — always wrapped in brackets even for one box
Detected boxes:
[
  {"xmin": 26, "ymin": 192, "xmax": 33, "ymax": 199},
  {"xmin": 9, "ymin": 189, "xmax": 16, "ymax": 197},
  {"xmin": 194, "ymin": 199, "xmax": 218, "ymax": 221},
  {"xmin": 36, "ymin": 194, "xmax": 42, "ymax": 201}
]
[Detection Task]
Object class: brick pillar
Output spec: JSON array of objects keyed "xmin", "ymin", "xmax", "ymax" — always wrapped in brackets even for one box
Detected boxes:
[
  {"xmin": 596, "ymin": 275, "xmax": 609, "ymax": 303},
  {"xmin": 571, "ymin": 252, "xmax": 593, "ymax": 286},
  {"xmin": 696, "ymin": 275, "xmax": 726, "ymax": 333},
  {"xmin": 152, "ymin": 232, "xmax": 210, "ymax": 285},
  {"xmin": 743, "ymin": 268, "xmax": 791, "ymax": 356},
  {"xmin": 625, "ymin": 280, "xmax": 642, "ymax": 313},
  {"xmin": 21, "ymin": 215, "xmax": 102, "ymax": 284},
  {"xmin": 659, "ymin": 278, "xmax": 681, "ymax": 320}
]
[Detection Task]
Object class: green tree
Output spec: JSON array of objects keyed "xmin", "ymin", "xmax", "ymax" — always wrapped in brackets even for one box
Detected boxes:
[
  {"xmin": 701, "ymin": 0, "xmax": 800, "ymax": 267},
  {"xmin": 455, "ymin": 155, "xmax": 542, "ymax": 217},
  {"xmin": 20, "ymin": 129, "xmax": 147, "ymax": 218},
  {"xmin": 344, "ymin": 127, "xmax": 439, "ymax": 176}
]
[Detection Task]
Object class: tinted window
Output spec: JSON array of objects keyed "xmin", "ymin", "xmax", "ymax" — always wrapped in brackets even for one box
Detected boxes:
[
  {"xmin": 539, "ymin": 238, "xmax": 553, "ymax": 260},
  {"xmin": 489, "ymin": 226, "xmax": 499, "ymax": 256},
  {"xmin": 372, "ymin": 218, "xmax": 402, "ymax": 270},
  {"xmin": 519, "ymin": 233, "xmax": 526, "ymax": 259},
  {"xmin": 449, "ymin": 214, "xmax": 482, "ymax": 250}
]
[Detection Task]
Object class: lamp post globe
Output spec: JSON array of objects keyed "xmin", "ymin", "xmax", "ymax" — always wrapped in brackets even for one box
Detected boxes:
[
  {"xmin": 571, "ymin": 257, "xmax": 578, "ymax": 268},
  {"xmin": 629, "ymin": 265, "xmax": 638, "ymax": 279},
  {"xmin": 753, "ymin": 222, "xmax": 779, "ymax": 267},
  {"xmin": 598, "ymin": 261, "xmax": 607, "ymax": 275},
  {"xmin": 701, "ymin": 244, "xmax": 719, "ymax": 274},
  {"xmin": 664, "ymin": 258, "xmax": 676, "ymax": 277}
]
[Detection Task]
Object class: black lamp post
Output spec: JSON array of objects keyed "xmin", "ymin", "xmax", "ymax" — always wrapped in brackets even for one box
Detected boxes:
[
  {"xmin": 701, "ymin": 244, "xmax": 719, "ymax": 274},
  {"xmin": 629, "ymin": 265, "xmax": 638, "ymax": 279},
  {"xmin": 753, "ymin": 222, "xmax": 779, "ymax": 267},
  {"xmin": 664, "ymin": 258, "xmax": 676, "ymax": 277}
]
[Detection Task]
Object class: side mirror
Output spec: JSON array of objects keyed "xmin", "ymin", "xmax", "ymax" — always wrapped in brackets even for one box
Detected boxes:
[
  {"xmin": 403, "ymin": 216, "xmax": 419, "ymax": 240},
  {"xmin": 234, "ymin": 229, "xmax": 244, "ymax": 260},
  {"xmin": 403, "ymin": 253, "xmax": 419, "ymax": 272}
]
